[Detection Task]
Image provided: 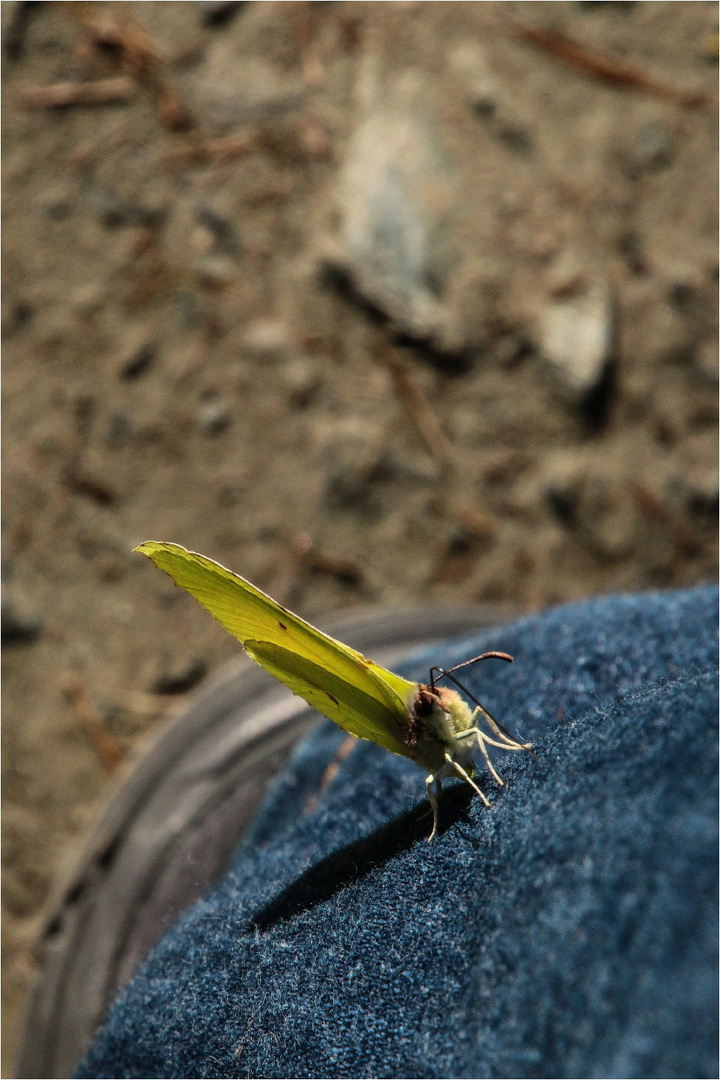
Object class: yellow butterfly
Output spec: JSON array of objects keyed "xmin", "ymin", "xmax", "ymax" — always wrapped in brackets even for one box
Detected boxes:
[{"xmin": 135, "ymin": 542, "xmax": 531, "ymax": 839}]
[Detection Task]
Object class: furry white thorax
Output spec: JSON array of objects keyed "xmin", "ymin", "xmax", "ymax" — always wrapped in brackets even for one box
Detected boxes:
[{"xmin": 436, "ymin": 686, "xmax": 475, "ymax": 739}]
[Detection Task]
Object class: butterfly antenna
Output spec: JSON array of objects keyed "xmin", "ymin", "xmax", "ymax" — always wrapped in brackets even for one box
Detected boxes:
[
  {"xmin": 438, "ymin": 668, "xmax": 523, "ymax": 745},
  {"xmin": 430, "ymin": 653, "xmax": 521, "ymax": 746},
  {"xmin": 429, "ymin": 651, "xmax": 512, "ymax": 692}
]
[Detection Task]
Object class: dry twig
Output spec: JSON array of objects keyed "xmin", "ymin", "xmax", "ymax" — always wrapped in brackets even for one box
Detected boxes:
[
  {"xmin": 19, "ymin": 76, "xmax": 134, "ymax": 109},
  {"xmin": 163, "ymin": 133, "xmax": 257, "ymax": 169},
  {"xmin": 74, "ymin": 6, "xmax": 193, "ymax": 130},
  {"xmin": 62, "ymin": 672, "xmax": 123, "ymax": 773},
  {"xmin": 5, "ymin": 1, "xmax": 43, "ymax": 60},
  {"xmin": 382, "ymin": 356, "xmax": 455, "ymax": 469},
  {"xmin": 303, "ymin": 734, "xmax": 357, "ymax": 815},
  {"xmin": 115, "ymin": 689, "xmax": 175, "ymax": 717},
  {"xmin": 510, "ymin": 19, "xmax": 712, "ymax": 109},
  {"xmin": 453, "ymin": 506, "xmax": 499, "ymax": 542}
]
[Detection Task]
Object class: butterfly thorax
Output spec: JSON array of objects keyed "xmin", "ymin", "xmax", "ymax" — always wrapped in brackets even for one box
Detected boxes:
[{"xmin": 406, "ymin": 684, "xmax": 474, "ymax": 772}]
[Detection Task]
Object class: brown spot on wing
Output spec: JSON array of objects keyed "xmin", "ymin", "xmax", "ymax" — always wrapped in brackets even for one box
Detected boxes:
[{"xmin": 278, "ymin": 621, "xmax": 287, "ymax": 630}]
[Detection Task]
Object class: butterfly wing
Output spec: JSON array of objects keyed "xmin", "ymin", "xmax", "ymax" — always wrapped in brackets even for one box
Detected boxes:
[
  {"xmin": 135, "ymin": 542, "xmax": 416, "ymax": 758},
  {"xmin": 244, "ymin": 641, "xmax": 409, "ymax": 754}
]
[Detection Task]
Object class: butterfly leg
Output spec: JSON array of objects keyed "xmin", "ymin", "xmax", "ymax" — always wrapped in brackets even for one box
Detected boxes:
[
  {"xmin": 444, "ymin": 752, "xmax": 490, "ymax": 806},
  {"xmin": 425, "ymin": 774, "xmax": 441, "ymax": 842},
  {"xmin": 470, "ymin": 705, "xmax": 532, "ymax": 750},
  {"xmin": 461, "ymin": 727, "xmax": 505, "ymax": 786},
  {"xmin": 455, "ymin": 725, "xmax": 507, "ymax": 786},
  {"xmin": 466, "ymin": 727, "xmax": 528, "ymax": 751}
]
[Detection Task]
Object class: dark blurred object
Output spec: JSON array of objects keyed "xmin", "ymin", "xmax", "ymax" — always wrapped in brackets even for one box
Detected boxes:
[
  {"xmin": 152, "ymin": 657, "xmax": 208, "ymax": 695},
  {"xmin": 3, "ymin": 1, "xmax": 38, "ymax": 61},
  {"xmin": 1, "ymin": 593, "xmax": 42, "ymax": 645},
  {"xmin": 625, "ymin": 119, "xmax": 674, "ymax": 177},
  {"xmin": 119, "ymin": 342, "xmax": 157, "ymax": 381},
  {"xmin": 199, "ymin": 2, "xmax": 247, "ymax": 29}
]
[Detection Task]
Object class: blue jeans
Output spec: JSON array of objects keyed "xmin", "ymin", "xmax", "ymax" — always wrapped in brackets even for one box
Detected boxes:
[{"xmin": 77, "ymin": 585, "xmax": 718, "ymax": 1079}]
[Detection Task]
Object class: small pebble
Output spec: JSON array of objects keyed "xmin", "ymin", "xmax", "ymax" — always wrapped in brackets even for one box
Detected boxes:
[
  {"xmin": 194, "ymin": 255, "xmax": 236, "ymax": 288},
  {"xmin": 281, "ymin": 356, "xmax": 320, "ymax": 407},
  {"xmin": 368, "ymin": 449, "xmax": 437, "ymax": 486},
  {"xmin": 89, "ymin": 190, "xmax": 166, "ymax": 230},
  {"xmin": 545, "ymin": 480, "xmax": 579, "ymax": 526},
  {"xmin": 190, "ymin": 60, "xmax": 305, "ymax": 133},
  {"xmin": 494, "ymin": 334, "xmax": 532, "ymax": 369},
  {"xmin": 5, "ymin": 299, "xmax": 33, "ymax": 333},
  {"xmin": 96, "ymin": 552, "xmax": 127, "ymax": 583},
  {"xmin": 444, "ymin": 524, "xmax": 474, "ymax": 556},
  {"xmin": 195, "ymin": 205, "xmax": 240, "ymax": 255},
  {"xmin": 546, "ymin": 469, "xmax": 636, "ymax": 558},
  {"xmin": 172, "ymin": 291, "xmax": 209, "ymax": 331},
  {"xmin": 449, "ymin": 43, "xmax": 500, "ymax": 117},
  {"xmin": 450, "ymin": 45, "xmax": 533, "ymax": 153},
  {"xmin": 323, "ymin": 435, "xmax": 377, "ymax": 512},
  {"xmin": 495, "ymin": 113, "xmax": 534, "ymax": 155},
  {"xmin": 190, "ymin": 225, "xmax": 215, "ymax": 257},
  {"xmin": 695, "ymin": 340, "xmax": 718, "ymax": 382},
  {"xmin": 334, "ymin": 99, "xmax": 449, "ymax": 348},
  {"xmin": 539, "ymin": 277, "xmax": 614, "ymax": 403},
  {"xmin": 71, "ymin": 283, "xmax": 105, "ymax": 317},
  {"xmin": 119, "ymin": 342, "xmax": 156, "ymax": 381},
  {"xmin": 152, "ymin": 657, "xmax": 208, "ymax": 695},
  {"xmin": 700, "ymin": 31, "xmax": 719, "ymax": 63},
  {"xmin": 242, "ymin": 320, "xmax": 294, "ymax": 362},
  {"xmin": 627, "ymin": 120, "xmax": 674, "ymax": 175},
  {"xmin": 105, "ymin": 411, "xmax": 133, "ymax": 449},
  {"xmin": 39, "ymin": 185, "xmax": 73, "ymax": 221},
  {"xmin": 667, "ymin": 470, "xmax": 719, "ymax": 520},
  {"xmin": 197, "ymin": 396, "xmax": 231, "ymax": 435},
  {"xmin": 199, "ymin": 1, "xmax": 245, "ymax": 27},
  {"xmin": 2, "ymin": 593, "xmax": 42, "ymax": 645}
]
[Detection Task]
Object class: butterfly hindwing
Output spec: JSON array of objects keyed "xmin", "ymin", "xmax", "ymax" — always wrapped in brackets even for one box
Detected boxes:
[{"xmin": 245, "ymin": 640, "xmax": 410, "ymax": 756}]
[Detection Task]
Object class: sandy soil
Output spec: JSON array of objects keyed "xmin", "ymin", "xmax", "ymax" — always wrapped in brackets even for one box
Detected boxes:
[{"xmin": 2, "ymin": 1, "xmax": 717, "ymax": 1072}]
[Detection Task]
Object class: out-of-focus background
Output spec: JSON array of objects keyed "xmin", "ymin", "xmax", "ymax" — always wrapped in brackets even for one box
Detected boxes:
[{"xmin": 2, "ymin": 1, "xmax": 717, "ymax": 1071}]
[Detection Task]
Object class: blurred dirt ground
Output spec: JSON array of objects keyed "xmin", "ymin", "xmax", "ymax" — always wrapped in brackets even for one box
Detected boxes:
[{"xmin": 2, "ymin": 1, "xmax": 717, "ymax": 1072}]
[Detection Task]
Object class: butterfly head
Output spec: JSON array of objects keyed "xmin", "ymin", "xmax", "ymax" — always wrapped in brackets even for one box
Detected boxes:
[{"xmin": 405, "ymin": 683, "xmax": 474, "ymax": 772}]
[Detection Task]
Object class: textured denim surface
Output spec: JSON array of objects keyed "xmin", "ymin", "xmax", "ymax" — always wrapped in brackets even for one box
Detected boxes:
[{"xmin": 77, "ymin": 586, "xmax": 718, "ymax": 1079}]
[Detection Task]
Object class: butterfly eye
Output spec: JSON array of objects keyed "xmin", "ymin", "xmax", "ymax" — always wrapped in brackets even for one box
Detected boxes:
[{"xmin": 413, "ymin": 687, "xmax": 436, "ymax": 718}]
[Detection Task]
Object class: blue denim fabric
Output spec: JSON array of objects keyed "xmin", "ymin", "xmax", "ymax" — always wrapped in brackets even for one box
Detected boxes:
[{"xmin": 76, "ymin": 586, "xmax": 718, "ymax": 1079}]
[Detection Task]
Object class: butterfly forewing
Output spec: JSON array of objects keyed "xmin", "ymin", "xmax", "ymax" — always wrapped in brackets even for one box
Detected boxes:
[{"xmin": 136, "ymin": 542, "xmax": 416, "ymax": 756}]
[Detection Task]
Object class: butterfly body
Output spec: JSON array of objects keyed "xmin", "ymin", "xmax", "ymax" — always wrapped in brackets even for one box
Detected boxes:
[
  {"xmin": 135, "ymin": 541, "xmax": 530, "ymax": 839},
  {"xmin": 406, "ymin": 684, "xmax": 475, "ymax": 773}
]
